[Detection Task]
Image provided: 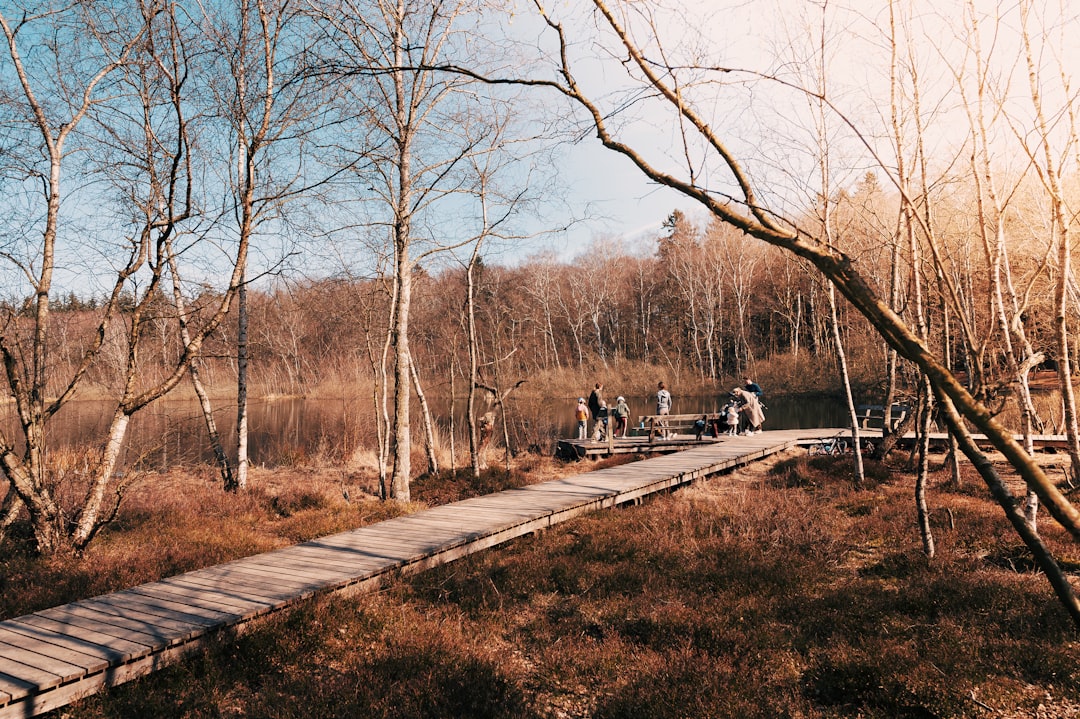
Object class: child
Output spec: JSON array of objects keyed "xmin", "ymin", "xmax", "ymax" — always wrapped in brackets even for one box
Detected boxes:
[
  {"xmin": 724, "ymin": 401, "xmax": 740, "ymax": 435},
  {"xmin": 575, "ymin": 397, "xmax": 589, "ymax": 439},
  {"xmin": 693, "ymin": 414, "xmax": 708, "ymax": 440},
  {"xmin": 613, "ymin": 396, "xmax": 630, "ymax": 437}
]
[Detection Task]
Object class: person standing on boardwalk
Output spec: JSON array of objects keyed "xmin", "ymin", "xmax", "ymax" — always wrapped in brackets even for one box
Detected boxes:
[
  {"xmin": 656, "ymin": 381, "xmax": 672, "ymax": 438},
  {"xmin": 575, "ymin": 397, "xmax": 589, "ymax": 439},
  {"xmin": 743, "ymin": 377, "xmax": 764, "ymax": 401},
  {"xmin": 587, "ymin": 383, "xmax": 606, "ymax": 441},
  {"xmin": 612, "ymin": 395, "xmax": 630, "ymax": 437},
  {"xmin": 732, "ymin": 387, "xmax": 764, "ymax": 434}
]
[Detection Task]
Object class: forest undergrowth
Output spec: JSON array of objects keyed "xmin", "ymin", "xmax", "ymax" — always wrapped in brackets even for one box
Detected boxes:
[{"xmin": 10, "ymin": 448, "xmax": 1080, "ymax": 718}]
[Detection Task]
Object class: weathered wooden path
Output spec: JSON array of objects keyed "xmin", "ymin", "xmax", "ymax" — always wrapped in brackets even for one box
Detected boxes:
[
  {"xmin": 556, "ymin": 433, "xmax": 722, "ymax": 459},
  {"xmin": 0, "ymin": 428, "xmax": 843, "ymax": 718}
]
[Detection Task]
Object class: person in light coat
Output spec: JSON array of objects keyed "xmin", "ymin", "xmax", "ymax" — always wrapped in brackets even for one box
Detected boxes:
[{"xmin": 732, "ymin": 387, "xmax": 765, "ymax": 434}]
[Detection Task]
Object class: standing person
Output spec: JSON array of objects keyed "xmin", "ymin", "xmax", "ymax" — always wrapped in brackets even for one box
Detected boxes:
[
  {"xmin": 724, "ymin": 400, "xmax": 740, "ymax": 435},
  {"xmin": 575, "ymin": 397, "xmax": 589, "ymax": 440},
  {"xmin": 587, "ymin": 383, "xmax": 605, "ymax": 441},
  {"xmin": 733, "ymin": 387, "xmax": 765, "ymax": 434},
  {"xmin": 593, "ymin": 401, "xmax": 609, "ymax": 441},
  {"xmin": 613, "ymin": 395, "xmax": 630, "ymax": 437},
  {"xmin": 743, "ymin": 377, "xmax": 764, "ymax": 400},
  {"xmin": 656, "ymin": 381, "xmax": 672, "ymax": 438}
]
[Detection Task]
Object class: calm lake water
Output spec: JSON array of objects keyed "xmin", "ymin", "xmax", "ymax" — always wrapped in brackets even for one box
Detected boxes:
[{"xmin": 24, "ymin": 393, "xmax": 854, "ymax": 471}]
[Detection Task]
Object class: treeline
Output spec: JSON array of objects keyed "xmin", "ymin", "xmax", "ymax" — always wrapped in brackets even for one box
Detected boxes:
[
  {"xmin": 46, "ymin": 211, "xmax": 888, "ymax": 401},
  {"xmin": 247, "ymin": 211, "xmax": 881, "ymax": 396},
  {"xmin": 54, "ymin": 174, "xmax": 1070, "ymax": 409}
]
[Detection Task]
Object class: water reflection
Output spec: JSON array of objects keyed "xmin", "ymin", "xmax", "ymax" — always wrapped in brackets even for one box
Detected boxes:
[
  {"xmin": 11, "ymin": 385, "xmax": 1064, "ymax": 471},
  {"xmin": 33, "ymin": 398, "xmax": 361, "ymax": 470}
]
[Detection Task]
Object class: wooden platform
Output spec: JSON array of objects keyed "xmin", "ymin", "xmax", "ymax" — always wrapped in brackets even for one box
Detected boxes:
[
  {"xmin": 556, "ymin": 433, "xmax": 725, "ymax": 459},
  {"xmin": 889, "ymin": 431, "xmax": 1074, "ymax": 452},
  {"xmin": 0, "ymin": 428, "xmax": 843, "ymax": 718}
]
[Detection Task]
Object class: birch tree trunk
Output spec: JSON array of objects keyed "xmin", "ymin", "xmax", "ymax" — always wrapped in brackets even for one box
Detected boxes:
[
  {"xmin": 889, "ymin": 0, "xmax": 933, "ymax": 553},
  {"xmin": 167, "ymin": 246, "xmax": 234, "ymax": 489},
  {"xmin": 235, "ymin": 275, "xmax": 250, "ymax": 491},
  {"xmin": 813, "ymin": 7, "xmax": 862, "ymax": 484},
  {"xmin": 915, "ymin": 377, "xmax": 935, "ymax": 558},
  {"xmin": 390, "ymin": 241, "xmax": 413, "ymax": 501},
  {"xmin": 1018, "ymin": 1, "xmax": 1080, "ymax": 487},
  {"xmin": 467, "ymin": 245, "xmax": 483, "ymax": 479},
  {"xmin": 410, "ymin": 356, "xmax": 439, "ymax": 476},
  {"xmin": 449, "ymin": 348, "xmax": 458, "ymax": 476},
  {"xmin": 828, "ymin": 285, "xmax": 865, "ymax": 483}
]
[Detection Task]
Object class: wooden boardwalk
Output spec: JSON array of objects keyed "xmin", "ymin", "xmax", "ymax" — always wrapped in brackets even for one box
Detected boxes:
[
  {"xmin": 556, "ymin": 433, "xmax": 724, "ymax": 459},
  {"xmin": 0, "ymin": 428, "xmax": 842, "ymax": 718}
]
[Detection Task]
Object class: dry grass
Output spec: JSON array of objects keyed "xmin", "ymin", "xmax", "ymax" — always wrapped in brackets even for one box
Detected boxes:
[
  {"xmin": 0, "ymin": 464, "xmax": 399, "ymax": 619},
  {"xmin": 18, "ymin": 448, "xmax": 1078, "ymax": 718}
]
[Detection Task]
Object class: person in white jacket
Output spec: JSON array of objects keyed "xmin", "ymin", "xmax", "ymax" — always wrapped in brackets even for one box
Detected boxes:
[{"xmin": 655, "ymin": 381, "xmax": 672, "ymax": 438}]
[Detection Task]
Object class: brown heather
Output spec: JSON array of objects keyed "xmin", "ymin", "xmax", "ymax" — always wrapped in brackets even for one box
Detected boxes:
[{"xmin": 10, "ymin": 449, "xmax": 1076, "ymax": 718}]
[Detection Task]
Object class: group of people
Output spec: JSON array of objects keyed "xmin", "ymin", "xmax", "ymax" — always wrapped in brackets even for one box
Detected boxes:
[
  {"xmin": 687, "ymin": 377, "xmax": 768, "ymax": 439},
  {"xmin": 575, "ymin": 378, "xmax": 762, "ymax": 442},
  {"xmin": 575, "ymin": 383, "xmax": 632, "ymax": 441},
  {"xmin": 726, "ymin": 377, "xmax": 766, "ymax": 435},
  {"xmin": 575, "ymin": 380, "xmax": 674, "ymax": 441}
]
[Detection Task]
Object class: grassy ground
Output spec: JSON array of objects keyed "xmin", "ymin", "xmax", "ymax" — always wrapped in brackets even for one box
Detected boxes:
[{"xmin": 12, "ymin": 449, "xmax": 1077, "ymax": 718}]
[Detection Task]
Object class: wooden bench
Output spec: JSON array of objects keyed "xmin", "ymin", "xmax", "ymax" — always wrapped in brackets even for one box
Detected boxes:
[
  {"xmin": 856, "ymin": 404, "xmax": 910, "ymax": 431},
  {"xmin": 633, "ymin": 413, "xmax": 724, "ymax": 440}
]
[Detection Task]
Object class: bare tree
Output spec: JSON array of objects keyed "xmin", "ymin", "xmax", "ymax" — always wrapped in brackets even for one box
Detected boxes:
[
  {"xmin": 1016, "ymin": 0, "xmax": 1080, "ymax": 489},
  {"xmin": 311, "ymin": 0, "xmax": 534, "ymax": 500},
  {"xmin": 205, "ymin": 0, "xmax": 297, "ymax": 490},
  {"xmin": 475, "ymin": 0, "xmax": 1080, "ymax": 623},
  {"xmin": 0, "ymin": 2, "xmax": 252, "ymax": 552}
]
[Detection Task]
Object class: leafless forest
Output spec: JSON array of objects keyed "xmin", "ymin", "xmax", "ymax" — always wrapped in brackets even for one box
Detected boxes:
[
  {"xmin": 4, "ymin": 0, "xmax": 1080, "ymax": 635},
  {"xmin": 47, "ymin": 210, "xmax": 883, "ymax": 399}
]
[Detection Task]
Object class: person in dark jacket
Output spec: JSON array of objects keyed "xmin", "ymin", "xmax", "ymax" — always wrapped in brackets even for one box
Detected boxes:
[{"xmin": 587, "ymin": 383, "xmax": 605, "ymax": 440}]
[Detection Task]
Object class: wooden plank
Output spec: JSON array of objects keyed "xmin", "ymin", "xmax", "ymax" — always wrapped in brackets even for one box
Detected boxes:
[
  {"xmin": 0, "ymin": 637, "xmax": 91, "ymax": 687},
  {"xmin": 188, "ymin": 560, "xmax": 349, "ymax": 590},
  {"xmin": 265, "ymin": 547, "xmax": 401, "ymax": 576},
  {"xmin": 0, "ymin": 653, "xmax": 70, "ymax": 695},
  {"xmin": 128, "ymin": 582, "xmax": 273, "ymax": 619},
  {"xmin": 0, "ymin": 627, "xmax": 104, "ymax": 674},
  {"xmin": 37, "ymin": 603, "xmax": 192, "ymax": 645},
  {"xmin": 282, "ymin": 542, "xmax": 414, "ymax": 566},
  {"xmin": 0, "ymin": 670, "xmax": 34, "ymax": 702},
  {"xmin": 309, "ymin": 525, "xmax": 457, "ymax": 550},
  {"xmin": 219, "ymin": 550, "xmax": 366, "ymax": 578},
  {"xmin": 29, "ymin": 605, "xmax": 172, "ymax": 647},
  {"xmin": 79, "ymin": 593, "xmax": 227, "ymax": 636},
  {"xmin": 297, "ymin": 538, "xmax": 437, "ymax": 564},
  {"xmin": 5, "ymin": 615, "xmax": 152, "ymax": 664},
  {"xmin": 289, "ymin": 534, "xmax": 421, "ymax": 560},
  {"xmin": 95, "ymin": 589, "xmax": 240, "ymax": 625},
  {"xmin": 367, "ymin": 518, "xmax": 518, "ymax": 541},
  {"xmin": 229, "ymin": 553, "xmax": 380, "ymax": 582},
  {"xmin": 161, "ymin": 573, "xmax": 307, "ymax": 607},
  {"xmin": 197, "ymin": 554, "xmax": 350, "ymax": 582}
]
